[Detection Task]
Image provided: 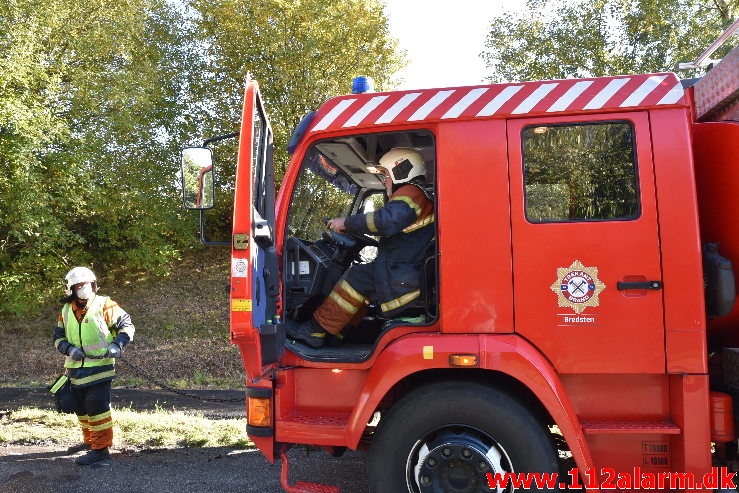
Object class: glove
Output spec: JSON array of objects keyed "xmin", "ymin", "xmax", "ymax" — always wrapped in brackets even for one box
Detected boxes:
[
  {"xmin": 57, "ymin": 340, "xmax": 71, "ymax": 356},
  {"xmin": 105, "ymin": 342, "xmax": 121, "ymax": 359},
  {"xmin": 66, "ymin": 345, "xmax": 85, "ymax": 361}
]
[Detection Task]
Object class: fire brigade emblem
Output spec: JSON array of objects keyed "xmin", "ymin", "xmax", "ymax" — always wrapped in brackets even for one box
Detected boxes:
[{"xmin": 549, "ymin": 260, "xmax": 606, "ymax": 314}]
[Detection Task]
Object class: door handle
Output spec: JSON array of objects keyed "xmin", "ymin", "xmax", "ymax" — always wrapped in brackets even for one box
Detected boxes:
[{"xmin": 617, "ymin": 281, "xmax": 662, "ymax": 290}]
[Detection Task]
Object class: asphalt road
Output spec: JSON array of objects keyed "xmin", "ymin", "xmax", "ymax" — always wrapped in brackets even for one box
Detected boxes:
[
  {"xmin": 0, "ymin": 445, "xmax": 369, "ymax": 493},
  {"xmin": 0, "ymin": 388, "xmax": 370, "ymax": 493}
]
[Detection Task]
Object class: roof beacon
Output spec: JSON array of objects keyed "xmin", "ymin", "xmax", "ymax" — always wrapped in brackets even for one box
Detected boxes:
[{"xmin": 352, "ymin": 76, "xmax": 374, "ymax": 94}]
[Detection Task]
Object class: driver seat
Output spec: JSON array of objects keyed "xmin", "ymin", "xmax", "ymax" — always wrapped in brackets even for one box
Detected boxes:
[{"xmin": 376, "ymin": 241, "xmax": 438, "ymax": 323}]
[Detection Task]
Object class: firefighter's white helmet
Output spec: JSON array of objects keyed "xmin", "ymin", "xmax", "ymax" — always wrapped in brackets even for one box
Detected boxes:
[
  {"xmin": 379, "ymin": 147, "xmax": 425, "ymax": 185},
  {"xmin": 64, "ymin": 267, "xmax": 96, "ymax": 296}
]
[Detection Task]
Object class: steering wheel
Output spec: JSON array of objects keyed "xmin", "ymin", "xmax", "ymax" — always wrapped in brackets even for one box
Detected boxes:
[{"xmin": 322, "ymin": 217, "xmax": 379, "ymax": 247}]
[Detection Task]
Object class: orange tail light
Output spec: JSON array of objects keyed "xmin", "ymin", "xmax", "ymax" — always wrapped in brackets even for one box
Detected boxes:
[{"xmin": 248, "ymin": 397, "xmax": 272, "ymax": 427}]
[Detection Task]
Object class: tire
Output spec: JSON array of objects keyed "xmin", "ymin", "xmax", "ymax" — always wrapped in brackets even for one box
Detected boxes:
[{"xmin": 368, "ymin": 381, "xmax": 559, "ymax": 492}]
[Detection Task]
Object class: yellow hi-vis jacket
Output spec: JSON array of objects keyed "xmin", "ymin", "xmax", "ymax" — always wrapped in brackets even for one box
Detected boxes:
[
  {"xmin": 55, "ymin": 295, "xmax": 134, "ymax": 387},
  {"xmin": 61, "ymin": 295, "xmax": 116, "ymax": 368}
]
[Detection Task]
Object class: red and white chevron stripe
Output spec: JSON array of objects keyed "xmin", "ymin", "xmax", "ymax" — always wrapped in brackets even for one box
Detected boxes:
[{"xmin": 309, "ymin": 73, "xmax": 686, "ymax": 133}]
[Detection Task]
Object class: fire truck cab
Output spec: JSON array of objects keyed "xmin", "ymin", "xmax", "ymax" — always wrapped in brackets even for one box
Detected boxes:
[{"xmin": 181, "ymin": 34, "xmax": 739, "ymax": 493}]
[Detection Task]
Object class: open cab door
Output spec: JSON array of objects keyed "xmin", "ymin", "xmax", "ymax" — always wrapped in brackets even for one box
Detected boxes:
[{"xmin": 231, "ymin": 79, "xmax": 281, "ymax": 381}]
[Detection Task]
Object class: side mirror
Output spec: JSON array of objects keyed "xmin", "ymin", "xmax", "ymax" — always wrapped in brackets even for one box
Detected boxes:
[{"xmin": 181, "ymin": 147, "xmax": 215, "ymax": 210}]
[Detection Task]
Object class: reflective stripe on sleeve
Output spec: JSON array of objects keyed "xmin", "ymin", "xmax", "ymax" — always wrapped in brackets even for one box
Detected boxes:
[
  {"xmin": 390, "ymin": 196, "xmax": 422, "ymax": 216},
  {"xmin": 403, "ymin": 214, "xmax": 435, "ymax": 233},
  {"xmin": 366, "ymin": 212, "xmax": 378, "ymax": 233}
]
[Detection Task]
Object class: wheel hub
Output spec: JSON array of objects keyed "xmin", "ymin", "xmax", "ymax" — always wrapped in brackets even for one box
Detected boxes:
[{"xmin": 410, "ymin": 429, "xmax": 511, "ymax": 493}]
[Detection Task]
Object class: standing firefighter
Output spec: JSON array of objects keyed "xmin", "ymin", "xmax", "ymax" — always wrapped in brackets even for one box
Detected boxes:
[{"xmin": 53, "ymin": 267, "xmax": 135, "ymax": 465}]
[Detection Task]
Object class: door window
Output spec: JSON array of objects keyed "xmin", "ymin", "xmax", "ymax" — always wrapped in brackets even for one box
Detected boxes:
[
  {"xmin": 357, "ymin": 192, "xmax": 385, "ymax": 263},
  {"xmin": 252, "ymin": 104, "xmax": 271, "ymax": 218},
  {"xmin": 522, "ymin": 122, "xmax": 638, "ymax": 222},
  {"xmin": 287, "ymin": 148, "xmax": 358, "ymax": 240}
]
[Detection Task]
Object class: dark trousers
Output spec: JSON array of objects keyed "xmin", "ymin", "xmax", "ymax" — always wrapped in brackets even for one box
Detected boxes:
[{"xmin": 73, "ymin": 380, "xmax": 113, "ymax": 449}]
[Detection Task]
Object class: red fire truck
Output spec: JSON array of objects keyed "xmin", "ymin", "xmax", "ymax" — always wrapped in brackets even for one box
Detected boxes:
[{"xmin": 181, "ymin": 23, "xmax": 739, "ymax": 493}]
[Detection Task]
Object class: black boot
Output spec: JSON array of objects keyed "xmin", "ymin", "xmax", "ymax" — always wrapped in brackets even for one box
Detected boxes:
[
  {"xmin": 325, "ymin": 331, "xmax": 345, "ymax": 347},
  {"xmin": 75, "ymin": 447, "xmax": 110, "ymax": 465},
  {"xmin": 66, "ymin": 443, "xmax": 91, "ymax": 454},
  {"xmin": 285, "ymin": 319, "xmax": 326, "ymax": 348}
]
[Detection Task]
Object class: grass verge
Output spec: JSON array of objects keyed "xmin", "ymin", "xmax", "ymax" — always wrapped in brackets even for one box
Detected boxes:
[
  {"xmin": 1, "ymin": 248, "xmax": 244, "ymax": 390},
  {"xmin": 0, "ymin": 407, "xmax": 252, "ymax": 449}
]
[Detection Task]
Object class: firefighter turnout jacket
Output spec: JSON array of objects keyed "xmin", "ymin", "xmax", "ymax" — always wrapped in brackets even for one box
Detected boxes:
[
  {"xmin": 314, "ymin": 183, "xmax": 434, "ymax": 334},
  {"xmin": 54, "ymin": 295, "xmax": 135, "ymax": 387}
]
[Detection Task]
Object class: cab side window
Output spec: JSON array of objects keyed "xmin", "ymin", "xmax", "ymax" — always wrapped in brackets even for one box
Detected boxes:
[
  {"xmin": 522, "ymin": 121, "xmax": 639, "ymax": 222},
  {"xmin": 288, "ymin": 148, "xmax": 357, "ymax": 239}
]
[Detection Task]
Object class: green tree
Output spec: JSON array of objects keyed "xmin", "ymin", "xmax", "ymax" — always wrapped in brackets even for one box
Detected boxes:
[
  {"xmin": 188, "ymin": 0, "xmax": 405, "ymax": 179},
  {"xmin": 0, "ymin": 0, "xmax": 403, "ymax": 315},
  {"xmin": 0, "ymin": 0, "xmax": 195, "ymax": 313},
  {"xmin": 481, "ymin": 0, "xmax": 738, "ymax": 83},
  {"xmin": 183, "ymin": 0, "xmax": 404, "ymax": 243}
]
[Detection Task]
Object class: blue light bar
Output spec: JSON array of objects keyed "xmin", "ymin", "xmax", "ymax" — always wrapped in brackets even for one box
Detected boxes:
[{"xmin": 352, "ymin": 76, "xmax": 374, "ymax": 94}]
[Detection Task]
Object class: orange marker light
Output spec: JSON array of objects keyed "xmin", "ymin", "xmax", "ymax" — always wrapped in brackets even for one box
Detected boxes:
[
  {"xmin": 449, "ymin": 354, "xmax": 478, "ymax": 367},
  {"xmin": 247, "ymin": 397, "xmax": 271, "ymax": 427}
]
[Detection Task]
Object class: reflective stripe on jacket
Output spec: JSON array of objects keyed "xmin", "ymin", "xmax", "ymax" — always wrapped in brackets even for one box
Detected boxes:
[
  {"xmin": 62, "ymin": 295, "xmax": 115, "ymax": 369},
  {"xmin": 344, "ymin": 183, "xmax": 435, "ymax": 315}
]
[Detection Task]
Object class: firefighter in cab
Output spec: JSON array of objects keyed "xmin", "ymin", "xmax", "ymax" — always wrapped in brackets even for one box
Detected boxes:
[
  {"xmin": 53, "ymin": 267, "xmax": 135, "ymax": 465},
  {"xmin": 286, "ymin": 147, "xmax": 434, "ymax": 348}
]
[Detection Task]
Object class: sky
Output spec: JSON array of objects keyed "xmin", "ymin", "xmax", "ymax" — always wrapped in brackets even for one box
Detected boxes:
[{"xmin": 383, "ymin": 0, "xmax": 527, "ymax": 90}]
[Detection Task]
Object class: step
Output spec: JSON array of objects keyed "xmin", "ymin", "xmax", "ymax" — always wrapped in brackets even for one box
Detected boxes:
[
  {"xmin": 281, "ymin": 413, "xmax": 349, "ymax": 427},
  {"xmin": 581, "ymin": 420, "xmax": 681, "ymax": 435},
  {"xmin": 276, "ymin": 412, "xmax": 350, "ymax": 445}
]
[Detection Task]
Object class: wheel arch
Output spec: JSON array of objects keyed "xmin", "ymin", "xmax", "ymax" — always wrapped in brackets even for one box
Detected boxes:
[
  {"xmin": 345, "ymin": 333, "xmax": 594, "ymax": 471},
  {"xmin": 377, "ymin": 368, "xmax": 555, "ymax": 427}
]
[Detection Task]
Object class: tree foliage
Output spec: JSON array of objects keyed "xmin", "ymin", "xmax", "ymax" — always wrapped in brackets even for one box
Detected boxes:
[
  {"xmin": 481, "ymin": 0, "xmax": 738, "ymax": 82},
  {"xmin": 0, "ymin": 0, "xmax": 403, "ymax": 315},
  {"xmin": 1, "ymin": 0, "xmax": 194, "ymax": 313},
  {"xmin": 188, "ymin": 0, "xmax": 404, "ymax": 179}
]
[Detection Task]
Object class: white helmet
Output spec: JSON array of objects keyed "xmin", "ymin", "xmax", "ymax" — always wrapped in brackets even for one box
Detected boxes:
[
  {"xmin": 64, "ymin": 267, "xmax": 96, "ymax": 296},
  {"xmin": 379, "ymin": 147, "xmax": 425, "ymax": 185}
]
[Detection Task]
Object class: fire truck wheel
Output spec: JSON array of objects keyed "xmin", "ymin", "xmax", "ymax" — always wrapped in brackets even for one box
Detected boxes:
[{"xmin": 368, "ymin": 381, "xmax": 559, "ymax": 493}]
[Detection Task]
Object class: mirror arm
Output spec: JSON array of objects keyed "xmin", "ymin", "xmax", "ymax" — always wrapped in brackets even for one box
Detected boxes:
[
  {"xmin": 199, "ymin": 210, "xmax": 230, "ymax": 246},
  {"xmin": 203, "ymin": 132, "xmax": 239, "ymax": 147}
]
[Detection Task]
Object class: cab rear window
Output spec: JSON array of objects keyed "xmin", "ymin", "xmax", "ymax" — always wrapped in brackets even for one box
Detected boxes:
[{"xmin": 522, "ymin": 121, "xmax": 639, "ymax": 222}]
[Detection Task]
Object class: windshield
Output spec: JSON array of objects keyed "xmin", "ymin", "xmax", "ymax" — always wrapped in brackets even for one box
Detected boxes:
[{"xmin": 287, "ymin": 148, "xmax": 357, "ymax": 240}]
